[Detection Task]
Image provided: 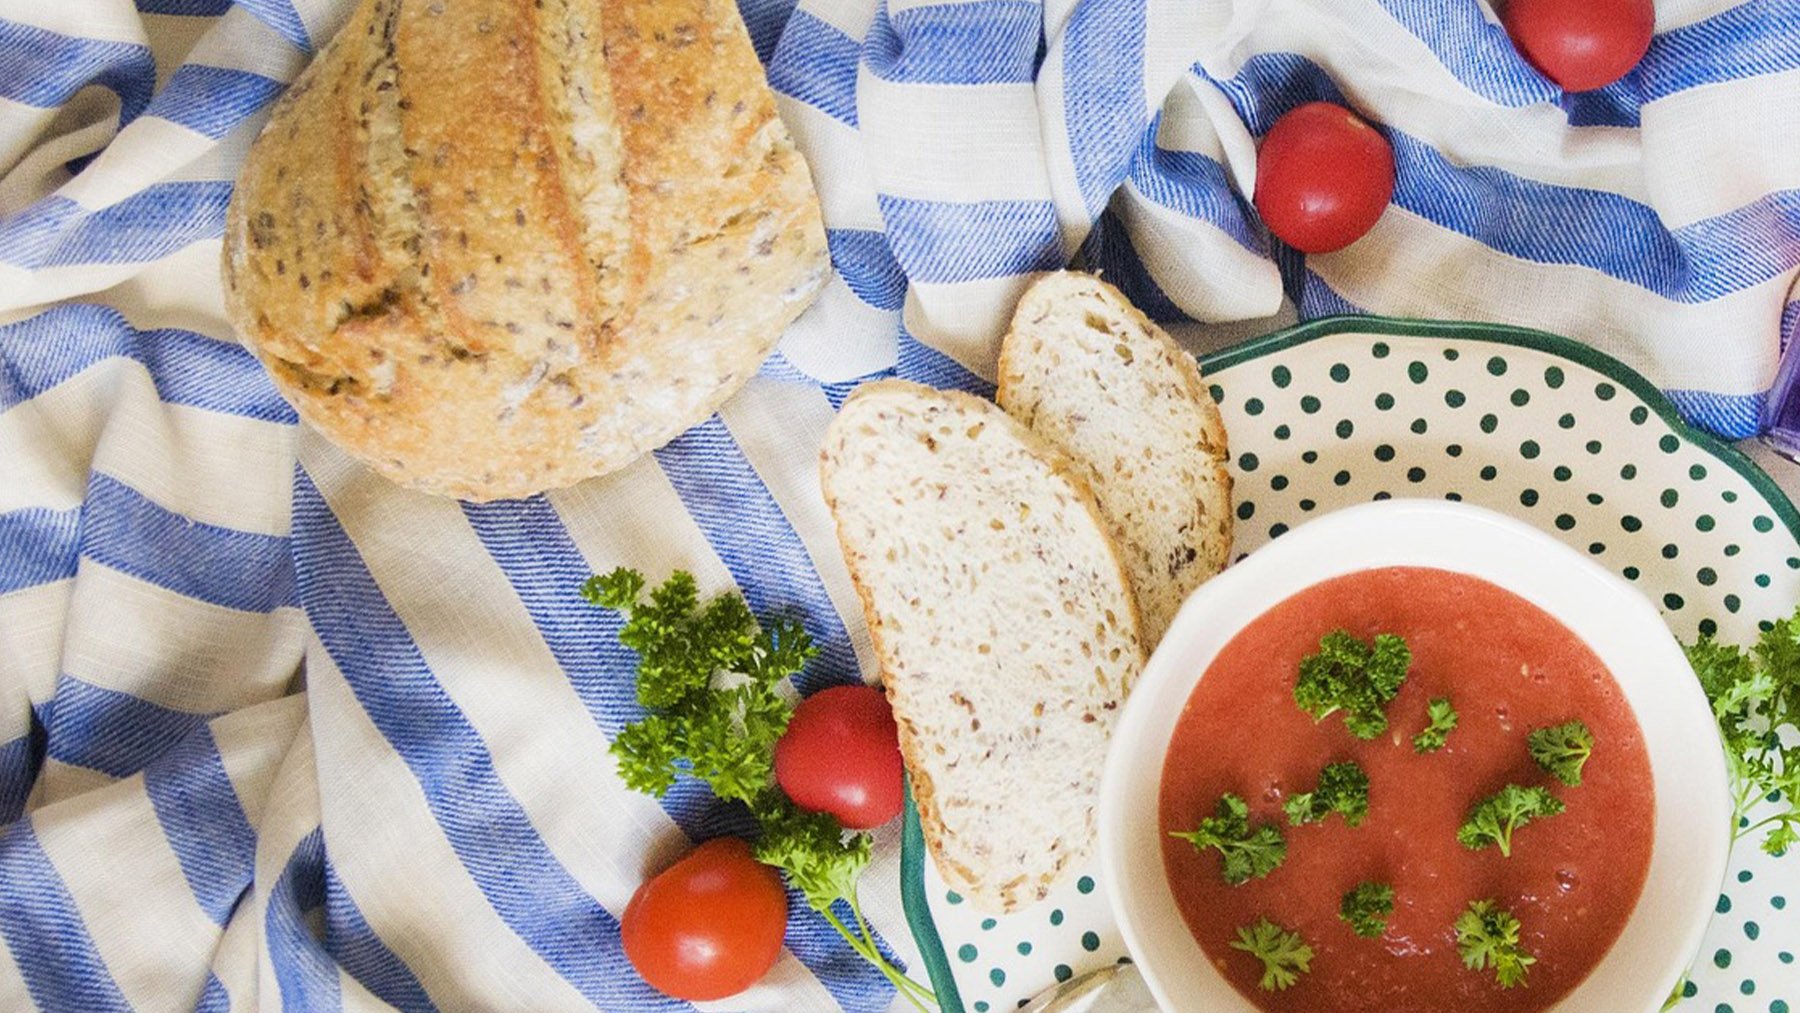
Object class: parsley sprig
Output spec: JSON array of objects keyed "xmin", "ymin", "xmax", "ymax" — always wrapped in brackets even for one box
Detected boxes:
[
  {"xmin": 1293, "ymin": 630, "xmax": 1412, "ymax": 739},
  {"xmin": 1684, "ymin": 609, "xmax": 1800, "ymax": 856},
  {"xmin": 1412, "ymin": 697, "xmax": 1459, "ymax": 753},
  {"xmin": 1457, "ymin": 784, "xmax": 1565, "ymax": 857},
  {"xmin": 1455, "ymin": 899, "xmax": 1536, "ymax": 988},
  {"xmin": 1170, "ymin": 793, "xmax": 1287, "ymax": 885},
  {"xmin": 1231, "ymin": 918, "xmax": 1313, "ymax": 991},
  {"xmin": 1339, "ymin": 881, "xmax": 1394, "ymax": 938},
  {"xmin": 588, "ymin": 569, "xmax": 935, "ymax": 1009},
  {"xmin": 1528, "ymin": 719, "xmax": 1594, "ymax": 787},
  {"xmin": 1284, "ymin": 761, "xmax": 1370, "ymax": 827}
]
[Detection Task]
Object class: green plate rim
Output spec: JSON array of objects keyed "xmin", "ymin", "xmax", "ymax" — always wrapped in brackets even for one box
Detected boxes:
[{"xmin": 898, "ymin": 315, "xmax": 1800, "ymax": 1012}]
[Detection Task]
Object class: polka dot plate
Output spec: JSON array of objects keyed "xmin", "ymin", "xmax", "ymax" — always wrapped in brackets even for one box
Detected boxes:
[{"xmin": 901, "ymin": 317, "xmax": 1799, "ymax": 1013}]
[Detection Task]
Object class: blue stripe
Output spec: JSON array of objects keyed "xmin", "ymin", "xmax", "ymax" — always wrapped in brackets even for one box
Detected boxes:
[
  {"xmin": 894, "ymin": 325, "xmax": 993, "ymax": 396},
  {"xmin": 1078, "ymin": 208, "xmax": 1190, "ymax": 324},
  {"xmin": 0, "ymin": 303, "xmax": 296, "ymax": 423},
  {"xmin": 265, "ymin": 829, "xmax": 343, "ymax": 1013},
  {"xmin": 236, "ymin": 0, "xmax": 312, "ymax": 52},
  {"xmin": 291, "ymin": 467, "xmax": 693, "ymax": 1011},
  {"xmin": 43, "ymin": 674, "xmax": 216, "ymax": 779},
  {"xmin": 1663, "ymin": 388, "xmax": 1767, "ymax": 441},
  {"xmin": 827, "ymin": 228, "xmax": 907, "ymax": 310},
  {"xmin": 864, "ymin": 1, "xmax": 1040, "ymax": 85},
  {"xmin": 0, "ymin": 820, "xmax": 132, "ymax": 1012},
  {"xmin": 878, "ymin": 196, "xmax": 1063, "ymax": 283},
  {"xmin": 463, "ymin": 497, "xmax": 893, "ymax": 1011},
  {"xmin": 738, "ymin": 0, "xmax": 798, "ymax": 63},
  {"xmin": 0, "ymin": 720, "xmax": 45, "ymax": 824},
  {"xmin": 0, "ymin": 506, "xmax": 80, "ymax": 596},
  {"xmin": 0, "ymin": 18, "xmax": 154, "ymax": 124},
  {"xmin": 148, "ymin": 64, "xmax": 286, "ymax": 140},
  {"xmin": 195, "ymin": 973, "xmax": 231, "ymax": 1013},
  {"xmin": 1782, "ymin": 299, "xmax": 1800, "ymax": 353},
  {"xmin": 1639, "ymin": 0, "xmax": 1800, "ymax": 105},
  {"xmin": 138, "ymin": 0, "xmax": 234, "ymax": 14},
  {"xmin": 324, "ymin": 862, "xmax": 438, "ymax": 1012},
  {"xmin": 767, "ymin": 9, "xmax": 860, "ymax": 126},
  {"xmin": 0, "ymin": 181, "xmax": 233, "ymax": 270},
  {"xmin": 144, "ymin": 724, "xmax": 256, "ymax": 925},
  {"xmin": 81, "ymin": 473, "xmax": 296, "ymax": 613},
  {"xmin": 1061, "ymin": 0, "xmax": 1147, "ymax": 215},
  {"xmin": 1125, "ymin": 123, "xmax": 1263, "ymax": 253},
  {"xmin": 1298, "ymin": 270, "xmax": 1364, "ymax": 318}
]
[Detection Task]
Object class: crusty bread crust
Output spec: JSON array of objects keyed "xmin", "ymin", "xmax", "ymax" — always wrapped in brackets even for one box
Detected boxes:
[
  {"xmin": 821, "ymin": 381, "xmax": 1146, "ymax": 913},
  {"xmin": 222, "ymin": 0, "xmax": 828, "ymax": 500}
]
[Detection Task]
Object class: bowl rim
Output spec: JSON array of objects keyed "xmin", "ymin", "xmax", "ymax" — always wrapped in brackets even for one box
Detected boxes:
[{"xmin": 1097, "ymin": 497, "xmax": 1733, "ymax": 1013}]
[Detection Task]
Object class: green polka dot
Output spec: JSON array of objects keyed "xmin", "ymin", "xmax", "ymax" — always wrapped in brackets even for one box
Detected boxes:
[
  {"xmin": 1544, "ymin": 366, "xmax": 1565, "ymax": 388},
  {"xmin": 1077, "ymin": 876, "xmax": 1095, "ymax": 894},
  {"xmin": 1586, "ymin": 440, "xmax": 1603, "ymax": 454},
  {"xmin": 1520, "ymin": 440, "xmax": 1540, "ymax": 459},
  {"xmin": 1446, "ymin": 443, "xmax": 1463, "ymax": 457},
  {"xmin": 1660, "ymin": 434, "xmax": 1680, "ymax": 453},
  {"xmin": 1726, "ymin": 594, "xmax": 1742, "ymax": 613},
  {"xmin": 1375, "ymin": 444, "xmax": 1396, "ymax": 462},
  {"xmin": 1372, "ymin": 342, "xmax": 1390, "ymax": 358},
  {"xmin": 1334, "ymin": 470, "xmax": 1351, "ymax": 486},
  {"xmin": 1237, "ymin": 502, "xmax": 1255, "ymax": 520},
  {"xmin": 1587, "ymin": 492, "xmax": 1604, "ymax": 505},
  {"xmin": 1408, "ymin": 361, "xmax": 1429, "ymax": 383},
  {"xmin": 1408, "ymin": 467, "xmax": 1427, "ymax": 483},
  {"xmin": 1445, "ymin": 492, "xmax": 1464, "ymax": 502},
  {"xmin": 1621, "ymin": 464, "xmax": 1638, "ymax": 480},
  {"xmin": 1631, "ymin": 405, "xmax": 1650, "ymax": 425},
  {"xmin": 1720, "ymin": 894, "xmax": 1735, "ymax": 914},
  {"xmin": 1555, "ymin": 514, "xmax": 1576, "ymax": 531},
  {"xmin": 1510, "ymin": 388, "xmax": 1531, "ymax": 407},
  {"xmin": 1783, "ymin": 952, "xmax": 1795, "ymax": 964},
  {"xmin": 1480, "ymin": 413, "xmax": 1499, "ymax": 434},
  {"xmin": 1554, "ymin": 466, "xmax": 1573, "ymax": 482},
  {"xmin": 990, "ymin": 968, "xmax": 1006, "ymax": 987},
  {"xmin": 1596, "ymin": 381, "xmax": 1617, "ymax": 400},
  {"xmin": 947, "ymin": 891, "xmax": 963, "ymax": 905},
  {"xmin": 1701, "ymin": 619, "xmax": 1718, "ymax": 636},
  {"xmin": 1050, "ymin": 909, "xmax": 1064, "ymax": 925},
  {"xmin": 1054, "ymin": 965, "xmax": 1073, "ymax": 983},
  {"xmin": 1716, "ymin": 949, "xmax": 1734, "ymax": 969},
  {"xmin": 1271, "ymin": 365, "xmax": 1292, "ymax": 388},
  {"xmin": 1774, "ymin": 896, "xmax": 1788, "ymax": 909},
  {"xmin": 1300, "ymin": 395, "xmax": 1321, "ymax": 414},
  {"xmin": 1624, "ymin": 566, "xmax": 1640, "ymax": 580},
  {"xmin": 1698, "ymin": 515, "xmax": 1716, "ymax": 532},
  {"xmin": 1018, "ymin": 941, "xmax": 1033, "ymax": 956},
  {"xmin": 1558, "ymin": 413, "xmax": 1576, "ymax": 429},
  {"xmin": 1791, "ymin": 558, "xmax": 1800, "ymax": 569},
  {"xmin": 1699, "ymin": 567, "xmax": 1719, "ymax": 586},
  {"xmin": 1376, "ymin": 392, "xmax": 1396, "ymax": 410},
  {"xmin": 1480, "ymin": 465, "xmax": 1498, "ymax": 481},
  {"xmin": 1270, "ymin": 523, "xmax": 1289, "ymax": 538},
  {"xmin": 1663, "ymin": 543, "xmax": 1681, "ymax": 560},
  {"xmin": 1081, "ymin": 932, "xmax": 1101, "ymax": 952},
  {"xmin": 1208, "ymin": 384, "xmax": 1225, "ymax": 405},
  {"xmin": 1330, "ymin": 363, "xmax": 1351, "ymax": 382},
  {"xmin": 1589, "ymin": 542, "xmax": 1605, "ymax": 554},
  {"xmin": 1685, "ymin": 982, "xmax": 1699, "ymax": 998},
  {"xmin": 1772, "ymin": 1001, "xmax": 1789, "ymax": 1013},
  {"xmin": 974, "ymin": 1004, "xmax": 988, "ymax": 1013},
  {"xmin": 1274, "ymin": 424, "xmax": 1291, "ymax": 440},
  {"xmin": 1336, "ymin": 419, "xmax": 1355, "ymax": 439},
  {"xmin": 1302, "ymin": 450, "xmax": 1319, "ymax": 463},
  {"xmin": 1756, "ymin": 573, "xmax": 1772, "ymax": 588},
  {"xmin": 1373, "ymin": 491, "xmax": 1393, "ymax": 501},
  {"xmin": 1745, "ymin": 922, "xmax": 1760, "ymax": 941},
  {"xmin": 1486, "ymin": 356, "xmax": 1508, "ymax": 376},
  {"xmin": 1245, "ymin": 397, "xmax": 1265, "ymax": 416},
  {"xmin": 1726, "ymin": 544, "xmax": 1741, "ymax": 556},
  {"xmin": 1742, "ymin": 981, "xmax": 1756, "ymax": 996},
  {"xmin": 1724, "ymin": 490, "xmax": 1739, "ymax": 503},
  {"xmin": 1754, "ymin": 515, "xmax": 1775, "ymax": 533},
  {"xmin": 1271, "ymin": 475, "xmax": 1289, "ymax": 491},
  {"xmin": 958, "ymin": 944, "xmax": 978, "ymax": 962},
  {"xmin": 1622, "ymin": 515, "xmax": 1643, "ymax": 532},
  {"xmin": 1691, "ymin": 463, "xmax": 1709, "ymax": 480},
  {"xmin": 1520, "ymin": 489, "xmax": 1539, "ymax": 507},
  {"xmin": 1410, "ymin": 417, "xmax": 1428, "ymax": 435},
  {"xmin": 1443, "ymin": 348, "xmax": 1460, "ymax": 361},
  {"xmin": 1665, "ymin": 593, "xmax": 1686, "ymax": 610},
  {"xmin": 1299, "ymin": 499, "xmax": 1316, "ymax": 511},
  {"xmin": 1444, "ymin": 389, "xmax": 1465, "ymax": 408},
  {"xmin": 1239, "ymin": 452, "xmax": 1260, "ymax": 472},
  {"xmin": 981, "ymin": 918, "xmax": 997, "ymax": 931}
]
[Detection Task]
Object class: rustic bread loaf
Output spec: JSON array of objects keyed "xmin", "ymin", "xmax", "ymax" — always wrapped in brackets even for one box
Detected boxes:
[
  {"xmin": 997, "ymin": 272, "xmax": 1232, "ymax": 644},
  {"xmin": 222, "ymin": 0, "xmax": 828, "ymax": 500},
  {"xmin": 820, "ymin": 381, "xmax": 1146, "ymax": 913}
]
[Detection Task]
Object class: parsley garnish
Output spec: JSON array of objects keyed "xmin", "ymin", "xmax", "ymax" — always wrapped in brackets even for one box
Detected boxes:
[
  {"xmin": 1684, "ymin": 610, "xmax": 1800, "ymax": 856},
  {"xmin": 1455, "ymin": 899, "xmax": 1536, "ymax": 988},
  {"xmin": 1170, "ymin": 793, "xmax": 1287, "ymax": 885},
  {"xmin": 1339, "ymin": 881, "xmax": 1394, "ymax": 938},
  {"xmin": 1231, "ymin": 918, "xmax": 1313, "ymax": 991},
  {"xmin": 589, "ymin": 569, "xmax": 936, "ymax": 1009},
  {"xmin": 1293, "ymin": 630, "xmax": 1412, "ymax": 739},
  {"xmin": 1412, "ymin": 696, "xmax": 1459, "ymax": 753},
  {"xmin": 1528, "ymin": 719, "xmax": 1594, "ymax": 787},
  {"xmin": 1457, "ymin": 784, "xmax": 1565, "ymax": 857},
  {"xmin": 1284, "ymin": 761, "xmax": 1370, "ymax": 827}
]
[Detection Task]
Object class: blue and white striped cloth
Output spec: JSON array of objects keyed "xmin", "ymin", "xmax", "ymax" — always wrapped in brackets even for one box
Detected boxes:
[{"xmin": 1, "ymin": 0, "xmax": 1795, "ymax": 1008}]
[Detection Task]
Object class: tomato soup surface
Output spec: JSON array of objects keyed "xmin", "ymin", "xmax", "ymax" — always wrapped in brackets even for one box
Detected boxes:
[{"xmin": 1158, "ymin": 566, "xmax": 1653, "ymax": 1012}]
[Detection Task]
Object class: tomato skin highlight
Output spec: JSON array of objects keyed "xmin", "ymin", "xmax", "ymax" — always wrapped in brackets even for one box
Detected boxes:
[
  {"xmin": 621, "ymin": 837, "xmax": 788, "ymax": 1001},
  {"xmin": 1253, "ymin": 102, "xmax": 1396, "ymax": 255},
  {"xmin": 774, "ymin": 684, "xmax": 905, "ymax": 829},
  {"xmin": 1503, "ymin": 0, "xmax": 1654, "ymax": 92}
]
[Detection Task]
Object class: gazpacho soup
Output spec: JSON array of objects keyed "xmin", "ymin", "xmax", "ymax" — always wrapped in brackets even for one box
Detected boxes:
[{"xmin": 1158, "ymin": 566, "xmax": 1653, "ymax": 1012}]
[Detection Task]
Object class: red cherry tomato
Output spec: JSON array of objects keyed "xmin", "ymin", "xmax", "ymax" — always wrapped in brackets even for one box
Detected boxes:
[
  {"xmin": 621, "ymin": 837, "xmax": 787, "ymax": 1000},
  {"xmin": 774, "ymin": 684, "xmax": 904, "ymax": 829},
  {"xmin": 1503, "ymin": 0, "xmax": 1654, "ymax": 92},
  {"xmin": 1254, "ymin": 102, "xmax": 1396, "ymax": 255}
]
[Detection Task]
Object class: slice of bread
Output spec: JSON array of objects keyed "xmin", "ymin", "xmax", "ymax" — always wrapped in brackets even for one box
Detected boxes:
[
  {"xmin": 820, "ymin": 381, "xmax": 1146, "ymax": 913},
  {"xmin": 997, "ymin": 272, "xmax": 1233, "ymax": 645}
]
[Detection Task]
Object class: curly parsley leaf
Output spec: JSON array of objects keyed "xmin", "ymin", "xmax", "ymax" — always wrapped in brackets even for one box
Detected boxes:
[
  {"xmin": 753, "ymin": 795, "xmax": 871, "ymax": 911},
  {"xmin": 1170, "ymin": 793, "xmax": 1287, "ymax": 886},
  {"xmin": 1293, "ymin": 630, "xmax": 1412, "ymax": 739},
  {"xmin": 1231, "ymin": 918, "xmax": 1313, "ymax": 991},
  {"xmin": 1413, "ymin": 696, "xmax": 1459, "ymax": 753},
  {"xmin": 1339, "ymin": 881, "xmax": 1394, "ymax": 938},
  {"xmin": 1528, "ymin": 719, "xmax": 1594, "ymax": 787},
  {"xmin": 1457, "ymin": 784, "xmax": 1565, "ymax": 857},
  {"xmin": 1684, "ymin": 610, "xmax": 1800, "ymax": 857},
  {"xmin": 1456, "ymin": 899, "xmax": 1536, "ymax": 989},
  {"xmin": 1284, "ymin": 761, "xmax": 1370, "ymax": 827}
]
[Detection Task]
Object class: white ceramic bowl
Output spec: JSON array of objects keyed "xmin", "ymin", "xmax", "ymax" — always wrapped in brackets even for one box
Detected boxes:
[{"xmin": 1098, "ymin": 499, "xmax": 1731, "ymax": 1013}]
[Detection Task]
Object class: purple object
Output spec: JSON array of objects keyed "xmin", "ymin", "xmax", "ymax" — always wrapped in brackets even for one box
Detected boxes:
[{"xmin": 1764, "ymin": 337, "xmax": 1800, "ymax": 463}]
